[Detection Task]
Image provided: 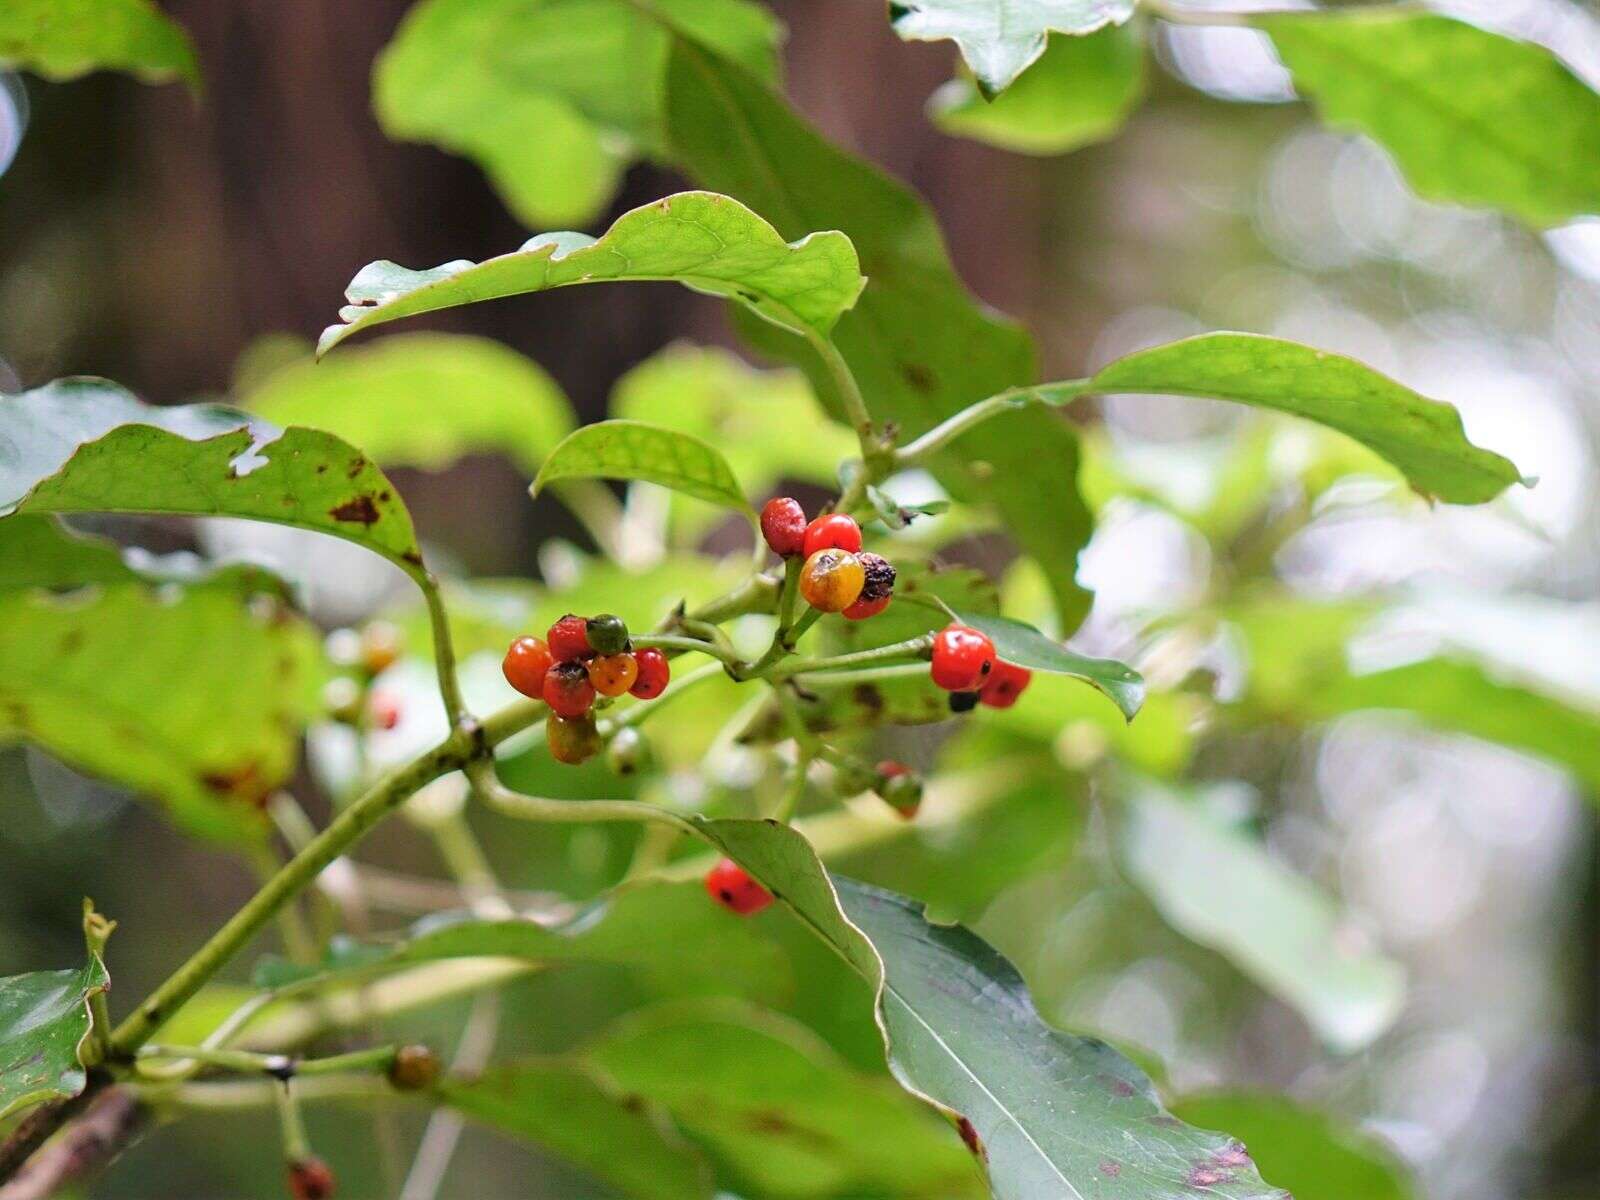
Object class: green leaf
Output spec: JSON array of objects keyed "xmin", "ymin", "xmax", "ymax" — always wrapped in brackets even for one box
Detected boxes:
[
  {"xmin": 946, "ymin": 607, "xmax": 1143, "ymax": 720},
  {"xmin": 1261, "ymin": 11, "xmax": 1600, "ymax": 229},
  {"xmin": 1086, "ymin": 332, "xmax": 1525, "ymax": 504},
  {"xmin": 251, "ymin": 882, "xmax": 792, "ymax": 1004},
  {"xmin": 532, "ymin": 420, "xmax": 751, "ymax": 515},
  {"xmin": 0, "ymin": 0, "xmax": 198, "ymax": 89},
  {"xmin": 977, "ymin": 674, "xmax": 1199, "ymax": 778},
  {"xmin": 586, "ymin": 1002, "xmax": 981, "ymax": 1198},
  {"xmin": 0, "ymin": 378, "xmax": 428, "ymax": 581},
  {"xmin": 0, "ymin": 955, "xmax": 110, "ymax": 1119},
  {"xmin": 664, "ymin": 39, "xmax": 1096, "ymax": 633},
  {"xmin": 374, "ymin": 0, "xmax": 782, "ymax": 227},
  {"xmin": 246, "ymin": 333, "xmax": 574, "ymax": 476},
  {"xmin": 690, "ymin": 818, "xmax": 1279, "ymax": 1200},
  {"xmin": 440, "ymin": 1060, "xmax": 713, "ymax": 1200},
  {"xmin": 931, "ymin": 24, "xmax": 1146, "ymax": 155},
  {"xmin": 0, "ymin": 515, "xmax": 165, "ymax": 590},
  {"xmin": 1228, "ymin": 596, "xmax": 1600, "ymax": 796},
  {"xmin": 890, "ymin": 0, "xmax": 1136, "ymax": 96},
  {"xmin": 1171, "ymin": 1093, "xmax": 1417, "ymax": 1200},
  {"xmin": 0, "ymin": 558, "xmax": 324, "ymax": 842},
  {"xmin": 1114, "ymin": 776, "xmax": 1406, "ymax": 1052},
  {"xmin": 318, "ymin": 191, "xmax": 864, "ymax": 355},
  {"xmin": 611, "ymin": 344, "xmax": 855, "ymax": 536}
]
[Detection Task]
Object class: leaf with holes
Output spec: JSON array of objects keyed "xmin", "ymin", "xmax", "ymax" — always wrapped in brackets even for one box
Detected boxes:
[
  {"xmin": 1261, "ymin": 11, "xmax": 1600, "ymax": 229},
  {"xmin": 1085, "ymin": 332, "xmax": 1525, "ymax": 503},
  {"xmin": 665, "ymin": 40, "xmax": 1096, "ymax": 634},
  {"xmin": 318, "ymin": 192, "xmax": 863, "ymax": 355},
  {"xmin": 889, "ymin": 0, "xmax": 1136, "ymax": 96},
  {"xmin": 533, "ymin": 420, "xmax": 751, "ymax": 515},
  {"xmin": 931, "ymin": 24, "xmax": 1146, "ymax": 154},
  {"xmin": 943, "ymin": 607, "xmax": 1143, "ymax": 720},
  {"xmin": 0, "ymin": 0, "xmax": 198, "ymax": 88},
  {"xmin": 0, "ymin": 955, "xmax": 110, "ymax": 1119},
  {"xmin": 1114, "ymin": 775, "xmax": 1406, "ymax": 1052},
  {"xmin": 688, "ymin": 818, "xmax": 1279, "ymax": 1200},
  {"xmin": 375, "ymin": 0, "xmax": 782, "ymax": 227},
  {"xmin": 0, "ymin": 378, "xmax": 428, "ymax": 581}
]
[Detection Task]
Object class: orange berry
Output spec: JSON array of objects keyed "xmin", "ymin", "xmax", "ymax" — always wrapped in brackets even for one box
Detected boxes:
[
  {"xmin": 587, "ymin": 652, "xmax": 639, "ymax": 697},
  {"xmin": 799, "ymin": 548, "xmax": 865, "ymax": 613}
]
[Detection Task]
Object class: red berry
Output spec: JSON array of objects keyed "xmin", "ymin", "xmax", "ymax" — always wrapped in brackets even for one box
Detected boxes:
[
  {"xmin": 980, "ymin": 661, "xmax": 1032, "ymax": 709},
  {"xmin": 547, "ymin": 712, "xmax": 602, "ymax": 764},
  {"xmin": 368, "ymin": 692, "xmax": 402, "ymax": 731},
  {"xmin": 542, "ymin": 660, "xmax": 595, "ymax": 717},
  {"xmin": 930, "ymin": 624, "xmax": 996, "ymax": 692},
  {"xmin": 502, "ymin": 636, "xmax": 553, "ymax": 698},
  {"xmin": 802, "ymin": 513, "xmax": 862, "ymax": 558},
  {"xmin": 288, "ymin": 1157, "xmax": 336, "ymax": 1200},
  {"xmin": 547, "ymin": 614, "xmax": 593, "ymax": 662},
  {"xmin": 704, "ymin": 858, "xmax": 773, "ymax": 915},
  {"xmin": 761, "ymin": 497, "xmax": 808, "ymax": 558},
  {"xmin": 630, "ymin": 648, "xmax": 671, "ymax": 699},
  {"xmin": 842, "ymin": 593, "xmax": 890, "ymax": 621}
]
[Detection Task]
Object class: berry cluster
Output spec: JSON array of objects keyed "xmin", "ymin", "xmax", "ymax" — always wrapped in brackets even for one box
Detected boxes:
[
  {"xmin": 501, "ymin": 613, "xmax": 670, "ymax": 766},
  {"xmin": 930, "ymin": 623, "xmax": 1032, "ymax": 712},
  {"xmin": 762, "ymin": 499, "xmax": 896, "ymax": 620}
]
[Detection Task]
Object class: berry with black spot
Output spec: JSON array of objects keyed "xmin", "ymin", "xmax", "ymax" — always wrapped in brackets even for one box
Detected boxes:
[
  {"xmin": 875, "ymin": 761, "xmax": 923, "ymax": 819},
  {"xmin": 980, "ymin": 660, "xmax": 1032, "ymax": 709},
  {"xmin": 287, "ymin": 1157, "xmax": 336, "ymax": 1200},
  {"xmin": 843, "ymin": 552, "xmax": 896, "ymax": 620},
  {"xmin": 587, "ymin": 652, "xmax": 639, "ymax": 697},
  {"xmin": 388, "ymin": 1044, "xmax": 441, "ymax": 1091},
  {"xmin": 547, "ymin": 614, "xmax": 593, "ymax": 662},
  {"xmin": 799, "ymin": 548, "xmax": 865, "ymax": 613},
  {"xmin": 948, "ymin": 690, "xmax": 981, "ymax": 714},
  {"xmin": 630, "ymin": 648, "xmax": 671, "ymax": 699},
  {"xmin": 761, "ymin": 497, "xmax": 808, "ymax": 558},
  {"xmin": 547, "ymin": 711, "xmax": 602, "ymax": 764},
  {"xmin": 586, "ymin": 613, "xmax": 631, "ymax": 656},
  {"xmin": 502, "ymin": 636, "xmax": 553, "ymax": 699},
  {"xmin": 802, "ymin": 512, "xmax": 863, "ymax": 558},
  {"xmin": 930, "ymin": 624, "xmax": 996, "ymax": 692},
  {"xmin": 542, "ymin": 660, "xmax": 595, "ymax": 718},
  {"xmin": 704, "ymin": 858, "xmax": 773, "ymax": 915}
]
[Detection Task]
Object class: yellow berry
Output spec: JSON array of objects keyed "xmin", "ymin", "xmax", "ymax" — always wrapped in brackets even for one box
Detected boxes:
[{"xmin": 799, "ymin": 548, "xmax": 866, "ymax": 613}]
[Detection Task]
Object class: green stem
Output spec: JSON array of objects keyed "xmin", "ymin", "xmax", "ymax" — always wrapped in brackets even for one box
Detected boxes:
[
  {"xmin": 421, "ymin": 576, "xmax": 469, "ymax": 729},
  {"xmin": 773, "ymin": 755, "xmax": 812, "ymax": 824},
  {"xmin": 893, "ymin": 381, "xmax": 1088, "ymax": 466},
  {"xmin": 803, "ymin": 328, "xmax": 875, "ymax": 449},
  {"xmin": 465, "ymin": 759, "xmax": 699, "ymax": 837},
  {"xmin": 108, "ymin": 725, "xmax": 490, "ymax": 1058},
  {"xmin": 274, "ymin": 1080, "xmax": 311, "ymax": 1162},
  {"xmin": 633, "ymin": 632, "xmax": 739, "ymax": 666},
  {"xmin": 81, "ymin": 903, "xmax": 115, "ymax": 1068},
  {"xmin": 790, "ymin": 662, "xmax": 929, "ymax": 689},
  {"xmin": 766, "ymin": 634, "xmax": 933, "ymax": 681}
]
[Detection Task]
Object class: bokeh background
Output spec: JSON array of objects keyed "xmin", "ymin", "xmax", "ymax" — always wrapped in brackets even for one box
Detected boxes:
[{"xmin": 2, "ymin": 1, "xmax": 1598, "ymax": 1197}]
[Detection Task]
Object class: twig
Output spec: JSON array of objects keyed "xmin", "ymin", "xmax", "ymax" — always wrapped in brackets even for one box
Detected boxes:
[{"xmin": 0, "ymin": 1088, "xmax": 145, "ymax": 1200}]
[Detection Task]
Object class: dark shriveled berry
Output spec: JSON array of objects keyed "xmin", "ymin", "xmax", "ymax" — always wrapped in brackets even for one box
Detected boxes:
[
  {"xmin": 948, "ymin": 690, "xmax": 981, "ymax": 714},
  {"xmin": 856, "ymin": 553, "xmax": 896, "ymax": 604}
]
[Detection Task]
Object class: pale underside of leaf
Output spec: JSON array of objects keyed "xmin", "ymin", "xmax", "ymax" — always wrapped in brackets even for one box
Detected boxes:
[
  {"xmin": 890, "ymin": 0, "xmax": 1137, "ymax": 95},
  {"xmin": 318, "ymin": 191, "xmax": 864, "ymax": 355}
]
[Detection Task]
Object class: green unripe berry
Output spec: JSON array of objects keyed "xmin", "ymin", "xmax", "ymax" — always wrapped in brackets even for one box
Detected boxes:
[{"xmin": 586, "ymin": 613, "xmax": 631, "ymax": 656}]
